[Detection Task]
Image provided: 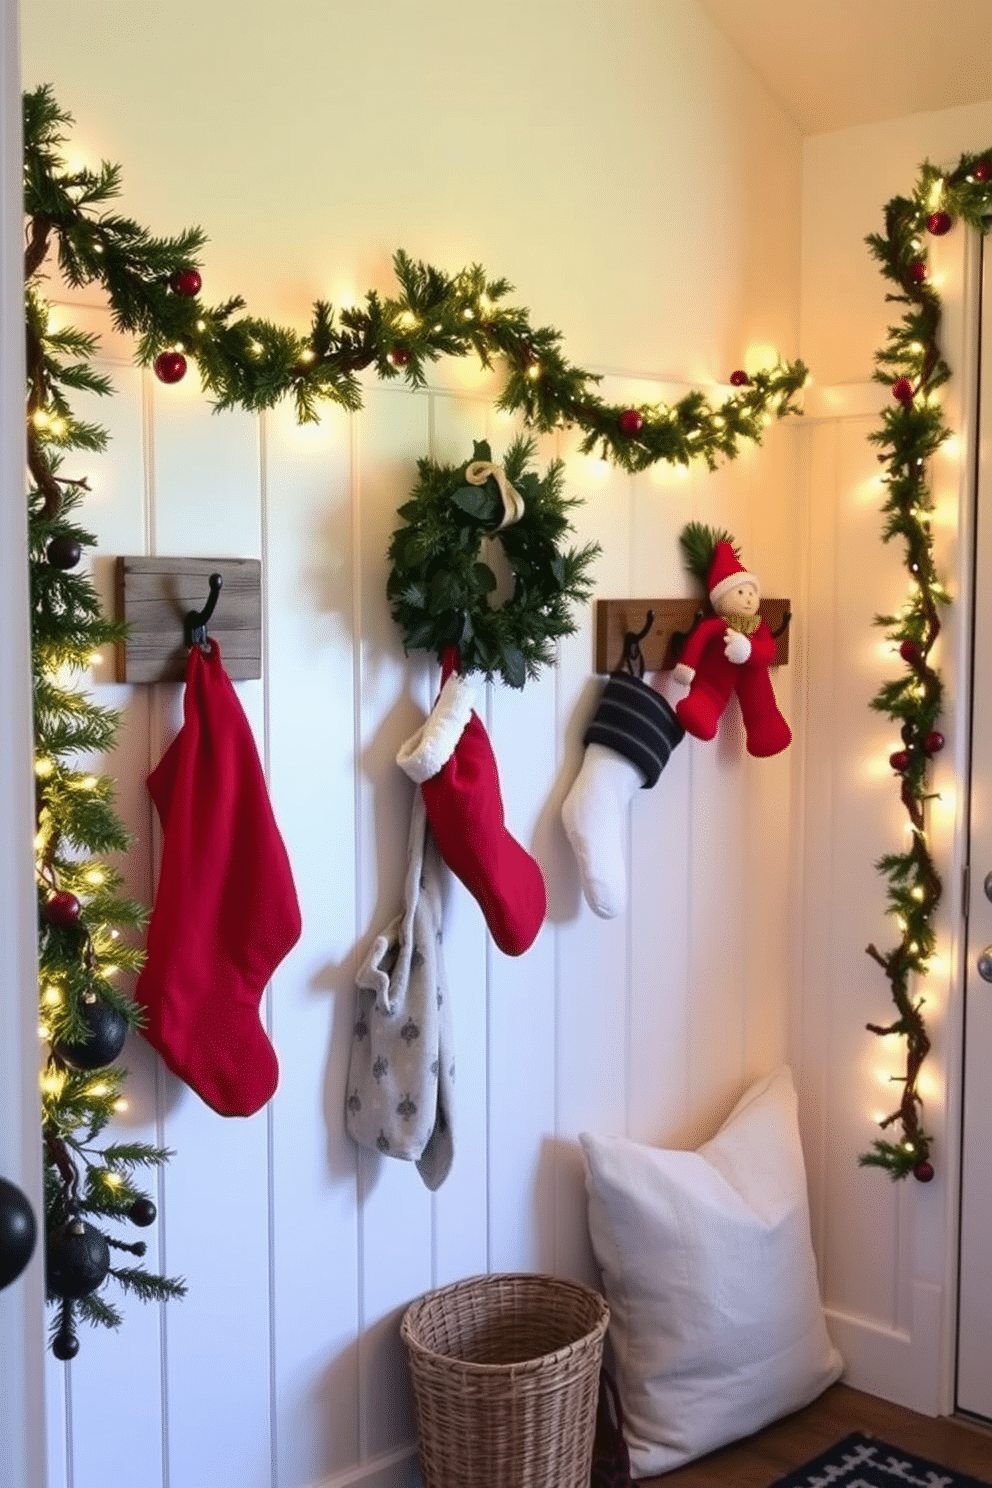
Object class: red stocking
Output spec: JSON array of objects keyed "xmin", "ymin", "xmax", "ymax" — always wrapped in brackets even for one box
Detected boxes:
[
  {"xmin": 135, "ymin": 643, "xmax": 302, "ymax": 1116},
  {"xmin": 396, "ymin": 651, "xmax": 546, "ymax": 956}
]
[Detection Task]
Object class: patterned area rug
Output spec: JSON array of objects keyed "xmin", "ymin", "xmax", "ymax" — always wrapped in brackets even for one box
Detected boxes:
[{"xmin": 770, "ymin": 1433, "xmax": 990, "ymax": 1488}]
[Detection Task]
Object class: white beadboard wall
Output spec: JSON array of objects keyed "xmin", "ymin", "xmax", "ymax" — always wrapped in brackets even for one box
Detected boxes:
[{"xmin": 40, "ymin": 321, "xmax": 803, "ymax": 1488}]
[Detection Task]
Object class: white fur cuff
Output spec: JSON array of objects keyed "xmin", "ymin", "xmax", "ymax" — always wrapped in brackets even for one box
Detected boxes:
[
  {"xmin": 672, "ymin": 662, "xmax": 695, "ymax": 687},
  {"xmin": 396, "ymin": 674, "xmax": 476, "ymax": 782}
]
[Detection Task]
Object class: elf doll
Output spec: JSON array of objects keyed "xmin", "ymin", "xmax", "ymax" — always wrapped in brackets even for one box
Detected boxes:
[{"xmin": 673, "ymin": 533, "xmax": 791, "ymax": 758}]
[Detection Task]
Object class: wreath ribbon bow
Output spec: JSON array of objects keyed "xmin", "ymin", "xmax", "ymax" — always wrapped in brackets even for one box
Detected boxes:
[{"xmin": 464, "ymin": 460, "xmax": 525, "ymax": 530}]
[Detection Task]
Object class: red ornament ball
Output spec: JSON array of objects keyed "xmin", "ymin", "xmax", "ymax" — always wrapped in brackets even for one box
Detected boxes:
[
  {"xmin": 390, "ymin": 348, "xmax": 412, "ymax": 367},
  {"xmin": 44, "ymin": 891, "xmax": 82, "ymax": 928},
  {"xmin": 926, "ymin": 211, "xmax": 952, "ymax": 237},
  {"xmin": 913, "ymin": 1159, "xmax": 935, "ymax": 1183},
  {"xmin": 170, "ymin": 268, "xmax": 202, "ymax": 297},
  {"xmin": 729, "ymin": 369, "xmax": 751, "ymax": 387},
  {"xmin": 899, "ymin": 639, "xmax": 921, "ymax": 663},
  {"xmin": 618, "ymin": 409, "xmax": 644, "ymax": 436},
  {"xmin": 889, "ymin": 749, "xmax": 910, "ymax": 774},
  {"xmin": 891, "ymin": 378, "xmax": 914, "ymax": 404},
  {"xmin": 908, "ymin": 259, "xmax": 928, "ymax": 285},
  {"xmin": 924, "ymin": 730, "xmax": 945, "ymax": 755},
  {"xmin": 154, "ymin": 351, "xmax": 187, "ymax": 385},
  {"xmin": 974, "ymin": 161, "xmax": 991, "ymax": 182}
]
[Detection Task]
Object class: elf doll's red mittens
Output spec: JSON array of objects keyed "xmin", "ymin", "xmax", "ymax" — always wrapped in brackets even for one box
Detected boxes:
[
  {"xmin": 135, "ymin": 643, "xmax": 302, "ymax": 1117},
  {"xmin": 396, "ymin": 665, "xmax": 546, "ymax": 956}
]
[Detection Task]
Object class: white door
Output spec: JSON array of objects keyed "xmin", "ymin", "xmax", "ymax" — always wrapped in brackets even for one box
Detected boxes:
[{"xmin": 958, "ymin": 232, "xmax": 992, "ymax": 1424}]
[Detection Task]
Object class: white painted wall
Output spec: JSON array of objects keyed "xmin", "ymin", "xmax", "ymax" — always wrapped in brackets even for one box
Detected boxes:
[
  {"xmin": 17, "ymin": 4, "xmax": 807, "ymax": 1486},
  {"xmin": 798, "ymin": 101, "xmax": 992, "ymax": 1414}
]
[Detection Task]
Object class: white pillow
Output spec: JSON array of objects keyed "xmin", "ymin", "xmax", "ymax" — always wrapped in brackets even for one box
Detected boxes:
[{"xmin": 580, "ymin": 1067, "xmax": 842, "ymax": 1478}]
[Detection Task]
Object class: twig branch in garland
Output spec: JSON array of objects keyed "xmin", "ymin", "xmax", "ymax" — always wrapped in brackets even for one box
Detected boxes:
[
  {"xmin": 861, "ymin": 148, "xmax": 992, "ymax": 1181},
  {"xmin": 23, "ymin": 84, "xmax": 805, "ymax": 478}
]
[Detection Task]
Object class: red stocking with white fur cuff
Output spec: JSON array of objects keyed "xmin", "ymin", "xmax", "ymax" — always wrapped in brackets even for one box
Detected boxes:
[{"xmin": 397, "ymin": 671, "xmax": 546, "ymax": 956}]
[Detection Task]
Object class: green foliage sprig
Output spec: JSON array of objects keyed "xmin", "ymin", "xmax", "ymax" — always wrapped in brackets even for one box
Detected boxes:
[
  {"xmin": 23, "ymin": 84, "xmax": 805, "ymax": 475},
  {"xmin": 861, "ymin": 150, "xmax": 992, "ymax": 1181},
  {"xmin": 387, "ymin": 438, "xmax": 599, "ymax": 689}
]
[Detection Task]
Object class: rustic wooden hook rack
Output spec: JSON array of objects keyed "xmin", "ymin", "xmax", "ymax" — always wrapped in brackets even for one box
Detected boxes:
[
  {"xmin": 114, "ymin": 556, "xmax": 262, "ymax": 683},
  {"xmin": 595, "ymin": 597, "xmax": 791, "ymax": 675}
]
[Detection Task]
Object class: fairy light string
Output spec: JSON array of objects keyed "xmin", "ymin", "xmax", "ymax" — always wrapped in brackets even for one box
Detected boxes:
[
  {"xmin": 861, "ymin": 150, "xmax": 992, "ymax": 1181},
  {"xmin": 22, "ymin": 84, "xmax": 806, "ymax": 517}
]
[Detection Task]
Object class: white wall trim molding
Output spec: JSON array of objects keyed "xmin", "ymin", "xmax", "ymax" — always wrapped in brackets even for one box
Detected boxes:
[
  {"xmin": 802, "ymin": 382, "xmax": 887, "ymax": 422},
  {"xmin": 317, "ymin": 1443, "xmax": 418, "ymax": 1488},
  {"xmin": 825, "ymin": 1282, "xmax": 945, "ymax": 1414}
]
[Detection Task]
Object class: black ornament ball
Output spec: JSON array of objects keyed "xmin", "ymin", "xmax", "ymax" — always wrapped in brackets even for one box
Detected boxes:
[
  {"xmin": 51, "ymin": 1326, "xmax": 79, "ymax": 1361},
  {"xmin": 46, "ymin": 1218, "xmax": 110, "ymax": 1299},
  {"xmin": 53, "ymin": 996, "xmax": 128, "ymax": 1071},
  {"xmin": 46, "ymin": 535, "xmax": 82, "ymax": 570},
  {"xmin": 0, "ymin": 1177, "xmax": 38, "ymax": 1292},
  {"xmin": 128, "ymin": 1196, "xmax": 157, "ymax": 1228}
]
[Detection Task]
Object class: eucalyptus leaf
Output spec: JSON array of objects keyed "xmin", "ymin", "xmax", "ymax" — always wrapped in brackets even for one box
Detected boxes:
[
  {"xmin": 430, "ymin": 570, "xmax": 463, "ymax": 609},
  {"xmin": 451, "ymin": 485, "xmax": 499, "ymax": 523},
  {"xmin": 502, "ymin": 647, "xmax": 526, "ymax": 689},
  {"xmin": 473, "ymin": 562, "xmax": 498, "ymax": 593}
]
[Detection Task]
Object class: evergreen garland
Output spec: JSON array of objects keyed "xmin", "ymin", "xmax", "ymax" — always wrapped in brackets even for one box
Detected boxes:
[
  {"xmin": 22, "ymin": 83, "xmax": 806, "ymax": 474},
  {"xmin": 387, "ymin": 437, "xmax": 599, "ymax": 688},
  {"xmin": 861, "ymin": 149, "xmax": 992, "ymax": 1182}
]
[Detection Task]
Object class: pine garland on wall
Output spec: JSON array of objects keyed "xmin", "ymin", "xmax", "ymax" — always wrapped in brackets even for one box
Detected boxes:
[
  {"xmin": 21, "ymin": 81, "xmax": 805, "ymax": 1352},
  {"xmin": 861, "ymin": 150, "xmax": 992, "ymax": 1181}
]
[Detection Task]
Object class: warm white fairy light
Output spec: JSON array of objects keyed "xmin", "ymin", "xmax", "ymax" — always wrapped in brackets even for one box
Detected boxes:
[
  {"xmin": 84, "ymin": 868, "xmax": 105, "ymax": 885},
  {"xmin": 527, "ymin": 364, "xmax": 540, "ymax": 380},
  {"xmin": 34, "ymin": 757, "xmax": 54, "ymax": 778}
]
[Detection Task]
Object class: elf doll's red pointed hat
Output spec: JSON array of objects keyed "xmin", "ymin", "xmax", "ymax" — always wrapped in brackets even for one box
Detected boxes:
[{"xmin": 707, "ymin": 540, "xmax": 758, "ymax": 608}]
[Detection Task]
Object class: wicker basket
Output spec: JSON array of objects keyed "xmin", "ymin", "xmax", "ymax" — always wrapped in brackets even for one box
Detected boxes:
[{"xmin": 401, "ymin": 1271, "xmax": 609, "ymax": 1488}]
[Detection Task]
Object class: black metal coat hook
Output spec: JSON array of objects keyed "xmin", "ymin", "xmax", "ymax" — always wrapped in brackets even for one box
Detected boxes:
[
  {"xmin": 616, "ymin": 609, "xmax": 655, "ymax": 678},
  {"xmin": 771, "ymin": 609, "xmax": 792, "ymax": 640},
  {"xmin": 184, "ymin": 573, "xmax": 223, "ymax": 650}
]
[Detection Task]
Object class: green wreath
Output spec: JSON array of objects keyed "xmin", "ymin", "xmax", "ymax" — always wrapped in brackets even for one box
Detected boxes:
[{"xmin": 387, "ymin": 437, "xmax": 599, "ymax": 689}]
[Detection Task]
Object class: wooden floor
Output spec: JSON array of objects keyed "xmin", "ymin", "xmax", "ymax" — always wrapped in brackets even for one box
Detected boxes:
[{"xmin": 639, "ymin": 1383, "xmax": 992, "ymax": 1486}]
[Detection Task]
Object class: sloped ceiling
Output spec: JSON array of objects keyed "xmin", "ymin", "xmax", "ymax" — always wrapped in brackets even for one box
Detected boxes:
[{"xmin": 697, "ymin": 0, "xmax": 992, "ymax": 135}]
